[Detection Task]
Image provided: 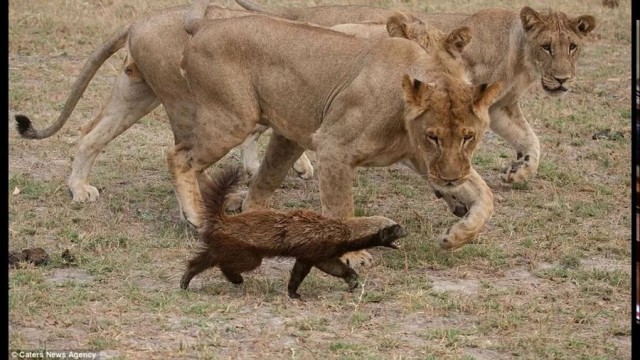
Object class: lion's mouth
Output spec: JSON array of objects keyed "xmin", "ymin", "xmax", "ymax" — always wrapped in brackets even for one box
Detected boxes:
[
  {"xmin": 542, "ymin": 81, "xmax": 569, "ymax": 95},
  {"xmin": 429, "ymin": 175, "xmax": 465, "ymax": 188}
]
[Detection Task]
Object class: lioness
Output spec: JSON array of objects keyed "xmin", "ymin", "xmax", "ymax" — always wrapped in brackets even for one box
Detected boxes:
[
  {"xmin": 13, "ymin": 5, "xmax": 319, "ymax": 206},
  {"xmin": 236, "ymin": 0, "xmax": 596, "ymax": 184},
  {"xmin": 172, "ymin": 6, "xmax": 502, "ymax": 252}
]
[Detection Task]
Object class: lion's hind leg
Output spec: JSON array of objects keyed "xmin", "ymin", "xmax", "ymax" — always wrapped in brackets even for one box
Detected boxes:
[
  {"xmin": 169, "ymin": 103, "xmax": 260, "ymax": 227},
  {"xmin": 68, "ymin": 60, "xmax": 160, "ymax": 202}
]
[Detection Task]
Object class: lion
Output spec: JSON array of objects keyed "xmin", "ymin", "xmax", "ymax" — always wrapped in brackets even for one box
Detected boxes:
[
  {"xmin": 11, "ymin": 4, "xmax": 481, "ymax": 267},
  {"xmin": 236, "ymin": 0, "xmax": 596, "ymax": 184},
  {"xmin": 171, "ymin": 3, "xmax": 502, "ymax": 256},
  {"xmin": 13, "ymin": 5, "xmax": 318, "ymax": 207}
]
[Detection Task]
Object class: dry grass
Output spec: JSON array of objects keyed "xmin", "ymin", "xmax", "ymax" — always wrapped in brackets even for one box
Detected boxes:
[{"xmin": 9, "ymin": 0, "xmax": 631, "ymax": 358}]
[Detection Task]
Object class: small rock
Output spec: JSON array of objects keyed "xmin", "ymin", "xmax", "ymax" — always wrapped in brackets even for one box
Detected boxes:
[
  {"xmin": 592, "ymin": 129, "xmax": 623, "ymax": 141},
  {"xmin": 9, "ymin": 247, "xmax": 49, "ymax": 268}
]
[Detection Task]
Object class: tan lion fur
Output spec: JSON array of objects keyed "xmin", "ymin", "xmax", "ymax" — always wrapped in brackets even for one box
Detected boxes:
[
  {"xmin": 180, "ymin": 166, "xmax": 406, "ymax": 299},
  {"xmin": 13, "ymin": 5, "xmax": 322, "ymax": 206},
  {"xmin": 171, "ymin": 8, "xmax": 502, "ymax": 251},
  {"xmin": 236, "ymin": 0, "xmax": 596, "ymax": 185}
]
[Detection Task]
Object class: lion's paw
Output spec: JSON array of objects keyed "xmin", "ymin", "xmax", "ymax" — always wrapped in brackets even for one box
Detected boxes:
[
  {"xmin": 293, "ymin": 154, "xmax": 314, "ymax": 180},
  {"xmin": 435, "ymin": 190, "xmax": 469, "ymax": 218},
  {"xmin": 501, "ymin": 154, "xmax": 537, "ymax": 183},
  {"xmin": 69, "ymin": 184, "xmax": 100, "ymax": 202},
  {"xmin": 340, "ymin": 250, "xmax": 374, "ymax": 268},
  {"xmin": 438, "ymin": 230, "xmax": 478, "ymax": 251},
  {"xmin": 225, "ymin": 190, "xmax": 248, "ymax": 212}
]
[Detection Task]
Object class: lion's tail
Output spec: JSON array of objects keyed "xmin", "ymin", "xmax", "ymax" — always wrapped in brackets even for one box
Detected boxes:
[
  {"xmin": 14, "ymin": 24, "xmax": 130, "ymax": 140},
  {"xmin": 199, "ymin": 166, "xmax": 245, "ymax": 229},
  {"xmin": 184, "ymin": 0, "xmax": 210, "ymax": 35},
  {"xmin": 235, "ymin": 0, "xmax": 275, "ymax": 14}
]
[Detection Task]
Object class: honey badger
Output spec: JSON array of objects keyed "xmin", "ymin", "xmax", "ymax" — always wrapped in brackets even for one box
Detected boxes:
[{"xmin": 180, "ymin": 166, "xmax": 407, "ymax": 298}]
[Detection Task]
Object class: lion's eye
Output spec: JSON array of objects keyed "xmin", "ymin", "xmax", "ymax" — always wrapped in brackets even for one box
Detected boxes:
[
  {"xmin": 569, "ymin": 43, "xmax": 577, "ymax": 51},
  {"xmin": 426, "ymin": 135, "xmax": 439, "ymax": 144},
  {"xmin": 463, "ymin": 134, "xmax": 474, "ymax": 142},
  {"xmin": 541, "ymin": 44, "xmax": 552, "ymax": 53}
]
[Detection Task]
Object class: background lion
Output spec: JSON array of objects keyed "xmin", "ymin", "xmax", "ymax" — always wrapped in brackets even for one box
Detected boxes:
[{"xmin": 235, "ymin": 0, "xmax": 596, "ymax": 185}]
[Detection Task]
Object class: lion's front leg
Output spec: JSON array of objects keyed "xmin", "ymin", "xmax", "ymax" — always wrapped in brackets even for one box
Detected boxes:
[
  {"xmin": 432, "ymin": 168, "xmax": 494, "ymax": 250},
  {"xmin": 315, "ymin": 151, "xmax": 373, "ymax": 268},
  {"xmin": 490, "ymin": 102, "xmax": 540, "ymax": 183}
]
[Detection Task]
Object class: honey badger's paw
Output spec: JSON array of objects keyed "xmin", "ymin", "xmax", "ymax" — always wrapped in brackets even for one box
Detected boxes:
[
  {"xmin": 68, "ymin": 182, "xmax": 100, "ymax": 202},
  {"xmin": 340, "ymin": 250, "xmax": 374, "ymax": 268},
  {"xmin": 292, "ymin": 153, "xmax": 314, "ymax": 180},
  {"xmin": 500, "ymin": 154, "xmax": 538, "ymax": 183}
]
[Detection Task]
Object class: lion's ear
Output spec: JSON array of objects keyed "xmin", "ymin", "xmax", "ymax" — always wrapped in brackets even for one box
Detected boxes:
[
  {"xmin": 402, "ymin": 75, "xmax": 434, "ymax": 111},
  {"xmin": 520, "ymin": 7, "xmax": 545, "ymax": 32},
  {"xmin": 571, "ymin": 15, "xmax": 596, "ymax": 36},
  {"xmin": 387, "ymin": 12, "xmax": 424, "ymax": 39},
  {"xmin": 473, "ymin": 82, "xmax": 502, "ymax": 114},
  {"xmin": 444, "ymin": 26, "xmax": 471, "ymax": 56}
]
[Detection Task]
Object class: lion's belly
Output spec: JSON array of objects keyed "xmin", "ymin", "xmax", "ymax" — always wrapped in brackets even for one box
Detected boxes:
[{"xmin": 259, "ymin": 108, "xmax": 319, "ymax": 150}]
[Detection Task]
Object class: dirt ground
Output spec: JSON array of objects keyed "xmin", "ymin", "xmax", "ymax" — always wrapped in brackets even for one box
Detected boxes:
[{"xmin": 8, "ymin": 0, "xmax": 632, "ymax": 358}]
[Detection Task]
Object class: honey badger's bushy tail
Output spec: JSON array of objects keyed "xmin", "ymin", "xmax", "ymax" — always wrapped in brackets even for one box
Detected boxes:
[{"xmin": 199, "ymin": 166, "xmax": 244, "ymax": 228}]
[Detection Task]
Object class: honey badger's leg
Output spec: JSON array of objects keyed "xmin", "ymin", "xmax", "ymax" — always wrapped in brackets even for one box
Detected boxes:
[
  {"xmin": 490, "ymin": 102, "xmax": 540, "ymax": 183},
  {"xmin": 314, "ymin": 259, "xmax": 359, "ymax": 292},
  {"xmin": 220, "ymin": 268, "xmax": 244, "ymax": 285},
  {"xmin": 242, "ymin": 132, "xmax": 306, "ymax": 211},
  {"xmin": 180, "ymin": 252, "xmax": 220, "ymax": 290},
  {"xmin": 287, "ymin": 260, "xmax": 313, "ymax": 299},
  {"xmin": 219, "ymin": 252, "xmax": 263, "ymax": 285},
  {"xmin": 69, "ymin": 59, "xmax": 160, "ymax": 202}
]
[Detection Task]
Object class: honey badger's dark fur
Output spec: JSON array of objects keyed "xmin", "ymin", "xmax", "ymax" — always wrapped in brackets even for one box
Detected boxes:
[{"xmin": 180, "ymin": 166, "xmax": 407, "ymax": 298}]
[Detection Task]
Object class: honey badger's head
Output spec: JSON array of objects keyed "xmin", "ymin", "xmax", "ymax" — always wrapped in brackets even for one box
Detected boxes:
[
  {"xmin": 376, "ymin": 223, "xmax": 408, "ymax": 249},
  {"xmin": 343, "ymin": 216, "xmax": 408, "ymax": 249}
]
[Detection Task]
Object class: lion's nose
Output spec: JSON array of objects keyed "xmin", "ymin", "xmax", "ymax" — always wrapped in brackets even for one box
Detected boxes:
[{"xmin": 554, "ymin": 76, "xmax": 569, "ymax": 85}]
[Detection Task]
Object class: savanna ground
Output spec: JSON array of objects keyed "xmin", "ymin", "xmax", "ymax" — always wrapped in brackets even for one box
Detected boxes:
[{"xmin": 8, "ymin": 0, "xmax": 632, "ymax": 358}]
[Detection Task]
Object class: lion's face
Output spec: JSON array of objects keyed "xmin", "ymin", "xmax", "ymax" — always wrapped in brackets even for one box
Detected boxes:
[
  {"xmin": 520, "ymin": 7, "xmax": 596, "ymax": 96},
  {"xmin": 393, "ymin": 17, "xmax": 502, "ymax": 188},
  {"xmin": 403, "ymin": 77, "xmax": 502, "ymax": 188}
]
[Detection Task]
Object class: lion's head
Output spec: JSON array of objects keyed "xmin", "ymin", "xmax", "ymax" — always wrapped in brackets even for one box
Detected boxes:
[
  {"xmin": 520, "ymin": 7, "xmax": 596, "ymax": 96},
  {"xmin": 388, "ymin": 15, "xmax": 502, "ymax": 188},
  {"xmin": 402, "ymin": 77, "xmax": 501, "ymax": 188}
]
